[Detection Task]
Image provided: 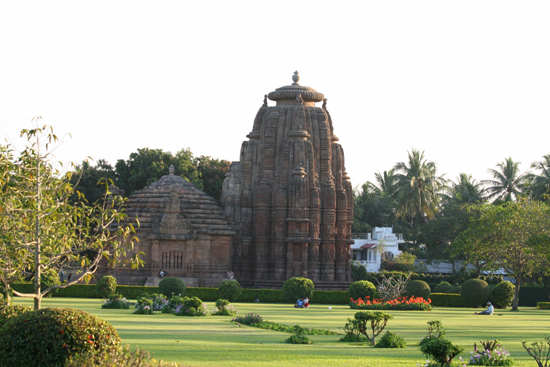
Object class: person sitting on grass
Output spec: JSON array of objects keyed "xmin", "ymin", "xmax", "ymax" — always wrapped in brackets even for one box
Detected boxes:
[
  {"xmin": 295, "ymin": 298, "xmax": 305, "ymax": 308},
  {"xmin": 304, "ymin": 297, "xmax": 310, "ymax": 308},
  {"xmin": 475, "ymin": 302, "xmax": 494, "ymax": 315}
]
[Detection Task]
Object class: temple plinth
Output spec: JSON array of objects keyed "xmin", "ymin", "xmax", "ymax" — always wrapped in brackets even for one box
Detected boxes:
[{"xmin": 222, "ymin": 72, "xmax": 354, "ymax": 290}]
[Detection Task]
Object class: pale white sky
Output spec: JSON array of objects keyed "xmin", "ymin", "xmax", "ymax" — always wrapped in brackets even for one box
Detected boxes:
[{"xmin": 1, "ymin": 1, "xmax": 549, "ymax": 188}]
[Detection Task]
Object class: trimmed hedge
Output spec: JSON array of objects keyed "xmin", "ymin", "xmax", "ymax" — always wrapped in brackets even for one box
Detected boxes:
[
  {"xmin": 429, "ymin": 293, "xmax": 468, "ymax": 308},
  {"xmin": 518, "ymin": 287, "xmax": 550, "ymax": 307},
  {"xmin": 537, "ymin": 302, "xmax": 550, "ymax": 309}
]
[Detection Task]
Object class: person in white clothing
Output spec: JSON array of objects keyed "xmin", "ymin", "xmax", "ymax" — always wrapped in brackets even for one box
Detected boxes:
[{"xmin": 475, "ymin": 302, "xmax": 494, "ymax": 315}]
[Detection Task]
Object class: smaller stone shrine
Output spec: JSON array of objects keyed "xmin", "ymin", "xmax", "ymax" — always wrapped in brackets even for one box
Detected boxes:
[{"xmin": 109, "ymin": 165, "xmax": 235, "ymax": 287}]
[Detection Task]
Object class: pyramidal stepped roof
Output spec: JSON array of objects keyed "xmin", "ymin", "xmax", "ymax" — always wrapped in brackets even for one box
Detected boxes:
[{"xmin": 124, "ymin": 166, "xmax": 234, "ymax": 236}]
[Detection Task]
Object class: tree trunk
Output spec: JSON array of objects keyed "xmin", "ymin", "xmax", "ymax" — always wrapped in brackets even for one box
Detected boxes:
[{"xmin": 512, "ymin": 277, "xmax": 521, "ymax": 311}]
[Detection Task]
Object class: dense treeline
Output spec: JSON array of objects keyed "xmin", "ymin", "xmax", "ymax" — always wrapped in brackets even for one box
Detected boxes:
[{"xmin": 70, "ymin": 148, "xmax": 230, "ymax": 204}]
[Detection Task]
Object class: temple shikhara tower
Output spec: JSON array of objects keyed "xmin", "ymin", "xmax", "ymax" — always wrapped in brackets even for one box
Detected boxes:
[{"xmin": 222, "ymin": 72, "xmax": 354, "ymax": 289}]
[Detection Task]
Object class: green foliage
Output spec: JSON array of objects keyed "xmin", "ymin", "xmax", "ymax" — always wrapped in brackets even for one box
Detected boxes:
[
  {"xmin": 212, "ymin": 299, "xmax": 238, "ymax": 316},
  {"xmin": 351, "ymin": 261, "xmax": 368, "ymax": 281},
  {"xmin": 174, "ymin": 296, "xmax": 207, "ymax": 316},
  {"xmin": 101, "ymin": 294, "xmax": 130, "ymax": 309},
  {"xmin": 158, "ymin": 277, "xmax": 186, "ymax": 298},
  {"xmin": 40, "ymin": 269, "xmax": 61, "ymax": 297},
  {"xmin": 434, "ymin": 281, "xmax": 453, "ymax": 293},
  {"xmin": 374, "ymin": 331, "xmax": 406, "ymax": 348},
  {"xmin": 134, "ymin": 297, "xmax": 154, "ymax": 315},
  {"xmin": 538, "ymin": 302, "xmax": 550, "ymax": 309},
  {"xmin": 96, "ymin": 276, "xmax": 118, "ymax": 298},
  {"xmin": 0, "ymin": 304, "xmax": 32, "ymax": 328},
  {"xmin": 285, "ymin": 334, "xmax": 312, "ymax": 344},
  {"xmin": 405, "ymin": 280, "xmax": 431, "ymax": 300},
  {"xmin": 0, "ymin": 124, "xmax": 140, "ymax": 309},
  {"xmin": 429, "ymin": 293, "xmax": 468, "ymax": 308},
  {"xmin": 522, "ymin": 336, "xmax": 550, "ymax": 367},
  {"xmin": 349, "ymin": 280, "xmax": 376, "ymax": 301},
  {"xmin": 461, "ymin": 278, "xmax": 491, "ymax": 308},
  {"xmin": 490, "ymin": 281, "xmax": 515, "ymax": 309},
  {"xmin": 0, "ymin": 307, "xmax": 120, "ymax": 367},
  {"xmin": 162, "ymin": 295, "xmax": 185, "ymax": 313},
  {"xmin": 282, "ymin": 277, "xmax": 314, "ymax": 300},
  {"xmin": 419, "ymin": 338, "xmax": 464, "ymax": 367},
  {"xmin": 349, "ymin": 311, "xmax": 393, "ymax": 345},
  {"xmin": 518, "ymin": 287, "xmax": 550, "ymax": 307},
  {"xmin": 218, "ymin": 280, "xmax": 242, "ymax": 302},
  {"xmin": 66, "ymin": 345, "xmax": 184, "ymax": 367}
]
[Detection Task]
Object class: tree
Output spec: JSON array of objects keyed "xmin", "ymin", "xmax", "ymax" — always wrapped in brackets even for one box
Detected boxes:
[
  {"xmin": 455, "ymin": 199, "xmax": 550, "ymax": 310},
  {"xmin": 194, "ymin": 155, "xmax": 231, "ymax": 203},
  {"xmin": 392, "ymin": 149, "xmax": 446, "ymax": 224},
  {"xmin": 483, "ymin": 157, "xmax": 527, "ymax": 202},
  {"xmin": 445, "ymin": 173, "xmax": 486, "ymax": 205},
  {"xmin": 0, "ymin": 122, "xmax": 142, "ymax": 309},
  {"xmin": 525, "ymin": 154, "xmax": 550, "ymax": 202},
  {"xmin": 70, "ymin": 159, "xmax": 116, "ymax": 204}
]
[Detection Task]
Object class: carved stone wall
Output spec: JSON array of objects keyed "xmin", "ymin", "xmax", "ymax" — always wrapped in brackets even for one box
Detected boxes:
[
  {"xmin": 109, "ymin": 166, "xmax": 235, "ymax": 287},
  {"xmin": 222, "ymin": 72, "xmax": 354, "ymax": 289}
]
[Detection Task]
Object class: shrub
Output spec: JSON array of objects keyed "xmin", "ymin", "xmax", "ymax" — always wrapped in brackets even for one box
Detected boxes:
[
  {"xmin": 218, "ymin": 280, "xmax": 242, "ymax": 302},
  {"xmin": 349, "ymin": 280, "xmax": 376, "ymax": 301},
  {"xmin": 162, "ymin": 295, "xmax": 185, "ymax": 313},
  {"xmin": 419, "ymin": 338, "xmax": 463, "ymax": 367},
  {"xmin": 340, "ymin": 318, "xmax": 370, "ymax": 343},
  {"xmin": 0, "ymin": 307, "xmax": 120, "ymax": 367},
  {"xmin": 374, "ymin": 331, "xmax": 406, "ymax": 348},
  {"xmin": 491, "ymin": 281, "xmax": 515, "ymax": 309},
  {"xmin": 232, "ymin": 313, "xmax": 264, "ymax": 325},
  {"xmin": 350, "ymin": 296, "xmax": 432, "ymax": 311},
  {"xmin": 450, "ymin": 285, "xmax": 462, "ymax": 294},
  {"xmin": 351, "ymin": 261, "xmax": 368, "ymax": 281},
  {"xmin": 158, "ymin": 277, "xmax": 186, "ymax": 298},
  {"xmin": 349, "ymin": 311, "xmax": 393, "ymax": 345},
  {"xmin": 66, "ymin": 345, "xmax": 184, "ymax": 367},
  {"xmin": 429, "ymin": 293, "xmax": 468, "ymax": 308},
  {"xmin": 405, "ymin": 280, "xmax": 431, "ymax": 300},
  {"xmin": 461, "ymin": 278, "xmax": 491, "ymax": 308},
  {"xmin": 522, "ymin": 336, "xmax": 550, "ymax": 367},
  {"xmin": 101, "ymin": 294, "xmax": 130, "ymax": 309},
  {"xmin": 537, "ymin": 302, "xmax": 550, "ymax": 309},
  {"xmin": 434, "ymin": 281, "xmax": 453, "ymax": 293},
  {"xmin": 212, "ymin": 299, "xmax": 238, "ymax": 316},
  {"xmin": 134, "ymin": 297, "xmax": 154, "ymax": 315},
  {"xmin": 174, "ymin": 296, "xmax": 207, "ymax": 316},
  {"xmin": 96, "ymin": 276, "xmax": 118, "ymax": 298},
  {"xmin": 0, "ymin": 304, "xmax": 32, "ymax": 328},
  {"xmin": 285, "ymin": 334, "xmax": 312, "ymax": 344},
  {"xmin": 282, "ymin": 277, "xmax": 314, "ymax": 301},
  {"xmin": 41, "ymin": 269, "xmax": 61, "ymax": 297},
  {"xmin": 139, "ymin": 293, "xmax": 168, "ymax": 311}
]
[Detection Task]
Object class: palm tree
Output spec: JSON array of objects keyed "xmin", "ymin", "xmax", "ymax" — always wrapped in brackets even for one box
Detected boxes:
[
  {"xmin": 445, "ymin": 173, "xmax": 486, "ymax": 205},
  {"xmin": 525, "ymin": 154, "xmax": 550, "ymax": 201},
  {"xmin": 392, "ymin": 149, "xmax": 446, "ymax": 224},
  {"xmin": 371, "ymin": 169, "xmax": 396, "ymax": 199},
  {"xmin": 482, "ymin": 157, "xmax": 527, "ymax": 202}
]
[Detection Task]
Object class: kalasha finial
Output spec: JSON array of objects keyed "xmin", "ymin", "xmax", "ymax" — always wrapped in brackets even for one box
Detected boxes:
[
  {"xmin": 292, "ymin": 71, "xmax": 300, "ymax": 85},
  {"xmin": 169, "ymin": 164, "xmax": 175, "ymax": 175}
]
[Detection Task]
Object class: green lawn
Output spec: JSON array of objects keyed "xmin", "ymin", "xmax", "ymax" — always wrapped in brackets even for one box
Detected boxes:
[{"xmin": 12, "ymin": 298, "xmax": 550, "ymax": 367}]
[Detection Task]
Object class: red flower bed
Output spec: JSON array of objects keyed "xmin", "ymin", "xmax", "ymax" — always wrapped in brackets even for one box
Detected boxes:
[{"xmin": 350, "ymin": 296, "xmax": 432, "ymax": 311}]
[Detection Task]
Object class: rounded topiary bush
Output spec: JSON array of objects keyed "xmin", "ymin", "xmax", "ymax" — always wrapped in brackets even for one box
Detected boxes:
[
  {"xmin": 490, "ymin": 281, "xmax": 515, "ymax": 309},
  {"xmin": 450, "ymin": 286, "xmax": 462, "ymax": 294},
  {"xmin": 0, "ymin": 304, "xmax": 32, "ymax": 328},
  {"xmin": 158, "ymin": 277, "xmax": 186, "ymax": 298},
  {"xmin": 374, "ymin": 331, "xmax": 406, "ymax": 348},
  {"xmin": 282, "ymin": 277, "xmax": 314, "ymax": 300},
  {"xmin": 349, "ymin": 280, "xmax": 376, "ymax": 300},
  {"xmin": 0, "ymin": 307, "xmax": 120, "ymax": 367},
  {"xmin": 434, "ymin": 281, "xmax": 453, "ymax": 294},
  {"xmin": 218, "ymin": 280, "xmax": 242, "ymax": 302},
  {"xmin": 96, "ymin": 275, "xmax": 118, "ymax": 298},
  {"xmin": 41, "ymin": 269, "xmax": 61, "ymax": 297},
  {"xmin": 405, "ymin": 280, "xmax": 431, "ymax": 300},
  {"xmin": 461, "ymin": 278, "xmax": 491, "ymax": 308}
]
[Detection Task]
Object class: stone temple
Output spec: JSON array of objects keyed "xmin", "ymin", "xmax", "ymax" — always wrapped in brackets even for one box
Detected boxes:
[
  {"xmin": 222, "ymin": 72, "xmax": 354, "ymax": 289},
  {"xmin": 111, "ymin": 165, "xmax": 235, "ymax": 287},
  {"xmin": 109, "ymin": 73, "xmax": 353, "ymax": 290}
]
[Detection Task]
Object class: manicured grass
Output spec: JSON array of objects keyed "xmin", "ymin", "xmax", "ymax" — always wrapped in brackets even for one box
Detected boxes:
[{"xmin": 12, "ymin": 298, "xmax": 550, "ymax": 367}]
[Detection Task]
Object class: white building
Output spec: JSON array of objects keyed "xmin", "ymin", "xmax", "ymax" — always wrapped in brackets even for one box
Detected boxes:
[{"xmin": 351, "ymin": 227, "xmax": 404, "ymax": 272}]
